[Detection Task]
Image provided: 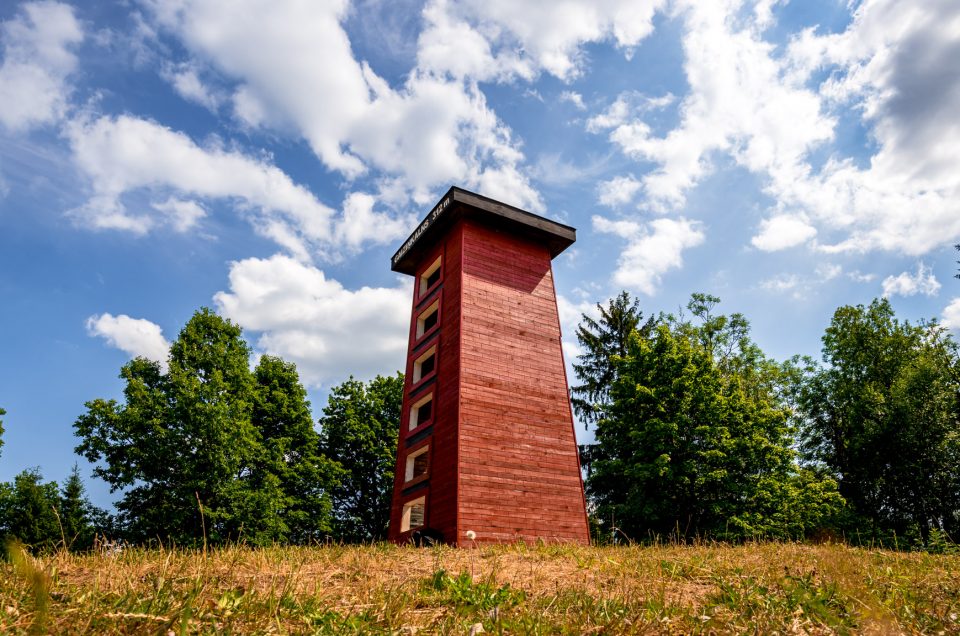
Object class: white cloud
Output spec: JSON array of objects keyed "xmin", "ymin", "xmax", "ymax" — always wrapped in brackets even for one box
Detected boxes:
[
  {"xmin": 881, "ymin": 262, "xmax": 941, "ymax": 298},
  {"xmin": 213, "ymin": 254, "xmax": 412, "ymax": 387},
  {"xmin": 597, "ymin": 174, "xmax": 642, "ymax": 208},
  {"xmin": 559, "ymin": 91, "xmax": 586, "ymax": 110},
  {"xmin": 759, "ymin": 274, "xmax": 801, "ymax": 293},
  {"xmin": 145, "ymin": 0, "xmax": 542, "ymax": 210},
  {"xmin": 943, "ymin": 298, "xmax": 960, "ymax": 331},
  {"xmin": 417, "ymin": 0, "xmax": 668, "ymax": 81},
  {"xmin": 751, "ymin": 214, "xmax": 817, "ymax": 251},
  {"xmin": 0, "ymin": 1, "xmax": 82, "ymax": 131},
  {"xmin": 66, "ymin": 114, "xmax": 333, "ymax": 257},
  {"xmin": 816, "ymin": 263, "xmax": 842, "ymax": 281},
  {"xmin": 161, "ymin": 62, "xmax": 223, "ymax": 111},
  {"xmin": 593, "ymin": 215, "xmax": 704, "ymax": 294},
  {"xmin": 151, "ymin": 197, "xmax": 206, "ymax": 232},
  {"xmin": 66, "ymin": 114, "xmax": 410, "ymax": 259},
  {"xmin": 586, "ymin": 0, "xmax": 960, "ymax": 257},
  {"xmin": 784, "ymin": 0, "xmax": 960, "ymax": 255},
  {"xmin": 334, "ymin": 192, "xmax": 414, "ymax": 250},
  {"xmin": 86, "ymin": 313, "xmax": 171, "ymax": 369},
  {"xmin": 590, "ymin": 2, "xmax": 834, "ymax": 210}
]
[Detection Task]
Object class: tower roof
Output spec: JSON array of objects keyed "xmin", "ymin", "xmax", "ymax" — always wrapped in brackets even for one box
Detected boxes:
[{"xmin": 390, "ymin": 186, "xmax": 576, "ymax": 274}]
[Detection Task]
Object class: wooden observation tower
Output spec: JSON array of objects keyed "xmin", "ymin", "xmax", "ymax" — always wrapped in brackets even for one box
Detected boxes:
[{"xmin": 387, "ymin": 187, "xmax": 590, "ymax": 546}]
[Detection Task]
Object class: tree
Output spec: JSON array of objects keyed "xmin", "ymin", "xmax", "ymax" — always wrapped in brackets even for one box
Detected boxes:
[
  {"xmin": 75, "ymin": 308, "xmax": 335, "ymax": 545},
  {"xmin": 0, "ymin": 468, "xmax": 61, "ymax": 552},
  {"xmin": 793, "ymin": 298, "xmax": 960, "ymax": 542},
  {"xmin": 587, "ymin": 295, "xmax": 843, "ymax": 541},
  {"xmin": 58, "ymin": 466, "xmax": 101, "ymax": 551},
  {"xmin": 571, "ymin": 291, "xmax": 650, "ymax": 426},
  {"xmin": 250, "ymin": 355, "xmax": 339, "ymax": 543},
  {"xmin": 317, "ymin": 374, "xmax": 403, "ymax": 542},
  {"xmin": 0, "ymin": 406, "xmax": 5, "ymax": 459}
]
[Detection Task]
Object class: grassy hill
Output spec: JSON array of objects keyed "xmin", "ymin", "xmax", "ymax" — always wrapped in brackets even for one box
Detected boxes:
[{"xmin": 2, "ymin": 541, "xmax": 958, "ymax": 634}]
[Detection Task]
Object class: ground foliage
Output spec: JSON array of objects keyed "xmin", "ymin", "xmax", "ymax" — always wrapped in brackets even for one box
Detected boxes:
[{"xmin": 1, "ymin": 541, "xmax": 957, "ymax": 634}]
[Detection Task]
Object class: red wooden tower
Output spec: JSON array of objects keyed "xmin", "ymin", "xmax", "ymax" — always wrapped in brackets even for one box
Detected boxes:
[{"xmin": 387, "ymin": 187, "xmax": 590, "ymax": 546}]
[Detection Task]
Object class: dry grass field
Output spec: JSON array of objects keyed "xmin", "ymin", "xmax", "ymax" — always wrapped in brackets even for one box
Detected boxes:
[{"xmin": 2, "ymin": 541, "xmax": 958, "ymax": 634}]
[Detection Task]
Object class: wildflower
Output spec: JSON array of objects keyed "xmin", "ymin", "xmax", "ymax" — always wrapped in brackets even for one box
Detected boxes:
[{"xmin": 466, "ymin": 530, "xmax": 476, "ymax": 541}]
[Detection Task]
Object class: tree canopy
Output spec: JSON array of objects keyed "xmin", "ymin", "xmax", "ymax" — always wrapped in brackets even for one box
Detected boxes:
[
  {"xmin": 317, "ymin": 374, "xmax": 403, "ymax": 542},
  {"xmin": 571, "ymin": 291, "xmax": 648, "ymax": 426},
  {"xmin": 74, "ymin": 308, "xmax": 337, "ymax": 545},
  {"xmin": 585, "ymin": 294, "xmax": 843, "ymax": 541},
  {"xmin": 791, "ymin": 298, "xmax": 960, "ymax": 542}
]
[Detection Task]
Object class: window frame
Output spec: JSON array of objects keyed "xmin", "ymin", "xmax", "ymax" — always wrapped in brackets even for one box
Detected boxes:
[
  {"xmin": 413, "ymin": 294, "xmax": 442, "ymax": 343},
  {"xmin": 415, "ymin": 254, "xmax": 443, "ymax": 303},
  {"xmin": 407, "ymin": 390, "xmax": 435, "ymax": 435},
  {"xmin": 400, "ymin": 495, "xmax": 427, "ymax": 533},
  {"xmin": 403, "ymin": 440, "xmax": 431, "ymax": 487},
  {"xmin": 409, "ymin": 340, "xmax": 438, "ymax": 388}
]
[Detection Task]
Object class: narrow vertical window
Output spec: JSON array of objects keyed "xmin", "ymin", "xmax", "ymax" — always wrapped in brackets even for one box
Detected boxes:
[
  {"xmin": 410, "ymin": 393, "xmax": 434, "ymax": 430},
  {"xmin": 413, "ymin": 345, "xmax": 437, "ymax": 383},
  {"xmin": 404, "ymin": 446, "xmax": 430, "ymax": 483},
  {"xmin": 419, "ymin": 256, "xmax": 442, "ymax": 296},
  {"xmin": 401, "ymin": 497, "xmax": 426, "ymax": 532},
  {"xmin": 416, "ymin": 299, "xmax": 440, "ymax": 339}
]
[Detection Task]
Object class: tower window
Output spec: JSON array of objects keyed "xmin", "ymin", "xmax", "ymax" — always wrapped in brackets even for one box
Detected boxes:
[
  {"xmin": 419, "ymin": 256, "xmax": 442, "ymax": 296},
  {"xmin": 410, "ymin": 393, "xmax": 434, "ymax": 430},
  {"xmin": 404, "ymin": 445, "xmax": 430, "ymax": 483},
  {"xmin": 401, "ymin": 497, "xmax": 426, "ymax": 532},
  {"xmin": 416, "ymin": 299, "xmax": 440, "ymax": 339},
  {"xmin": 412, "ymin": 346, "xmax": 437, "ymax": 383}
]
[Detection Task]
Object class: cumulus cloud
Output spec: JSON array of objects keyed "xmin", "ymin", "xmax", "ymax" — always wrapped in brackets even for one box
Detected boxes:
[
  {"xmin": 751, "ymin": 214, "xmax": 817, "ymax": 251},
  {"xmin": 593, "ymin": 215, "xmax": 704, "ymax": 294},
  {"xmin": 213, "ymin": 254, "xmax": 411, "ymax": 387},
  {"xmin": 417, "ymin": 0, "xmax": 667, "ymax": 81},
  {"xmin": 145, "ymin": 0, "xmax": 541, "ymax": 210},
  {"xmin": 881, "ymin": 263, "xmax": 941, "ymax": 298},
  {"xmin": 597, "ymin": 175, "xmax": 641, "ymax": 208},
  {"xmin": 586, "ymin": 0, "xmax": 960, "ymax": 257},
  {"xmin": 86, "ymin": 313, "xmax": 171, "ymax": 369},
  {"xmin": 0, "ymin": 1, "xmax": 82, "ymax": 131},
  {"xmin": 589, "ymin": 2, "xmax": 833, "ymax": 210},
  {"xmin": 66, "ymin": 114, "xmax": 409, "ymax": 259},
  {"xmin": 943, "ymin": 298, "xmax": 960, "ymax": 331}
]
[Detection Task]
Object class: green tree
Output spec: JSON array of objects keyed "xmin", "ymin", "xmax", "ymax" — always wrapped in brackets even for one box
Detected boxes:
[
  {"xmin": 58, "ymin": 465, "xmax": 100, "ymax": 551},
  {"xmin": 793, "ymin": 298, "xmax": 960, "ymax": 541},
  {"xmin": 317, "ymin": 374, "xmax": 403, "ymax": 542},
  {"xmin": 587, "ymin": 295, "xmax": 843, "ymax": 541},
  {"xmin": 250, "ymin": 355, "xmax": 339, "ymax": 543},
  {"xmin": 571, "ymin": 291, "xmax": 649, "ymax": 426},
  {"xmin": 0, "ymin": 468, "xmax": 61, "ymax": 552},
  {"xmin": 75, "ymin": 308, "xmax": 334, "ymax": 545}
]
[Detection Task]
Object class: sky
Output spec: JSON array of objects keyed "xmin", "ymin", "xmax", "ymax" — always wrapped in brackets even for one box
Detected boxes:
[{"xmin": 1, "ymin": 0, "xmax": 960, "ymax": 509}]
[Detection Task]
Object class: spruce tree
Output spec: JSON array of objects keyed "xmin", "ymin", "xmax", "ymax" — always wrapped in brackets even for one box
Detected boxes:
[{"xmin": 571, "ymin": 291, "xmax": 648, "ymax": 426}]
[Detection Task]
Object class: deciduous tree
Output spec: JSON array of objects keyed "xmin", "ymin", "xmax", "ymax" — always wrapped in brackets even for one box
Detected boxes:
[
  {"xmin": 587, "ymin": 295, "xmax": 843, "ymax": 541},
  {"xmin": 317, "ymin": 374, "xmax": 403, "ymax": 542},
  {"xmin": 75, "ymin": 308, "xmax": 335, "ymax": 545},
  {"xmin": 792, "ymin": 298, "xmax": 960, "ymax": 541}
]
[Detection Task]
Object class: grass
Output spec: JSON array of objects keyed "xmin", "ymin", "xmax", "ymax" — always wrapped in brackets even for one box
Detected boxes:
[{"xmin": 1, "ymin": 541, "xmax": 958, "ymax": 634}]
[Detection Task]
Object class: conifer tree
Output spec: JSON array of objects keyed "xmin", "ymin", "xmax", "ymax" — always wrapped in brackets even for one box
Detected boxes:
[{"xmin": 571, "ymin": 291, "xmax": 649, "ymax": 426}]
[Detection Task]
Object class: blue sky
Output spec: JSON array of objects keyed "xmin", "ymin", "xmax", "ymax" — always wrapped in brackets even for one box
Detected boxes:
[{"xmin": 2, "ymin": 0, "xmax": 959, "ymax": 509}]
